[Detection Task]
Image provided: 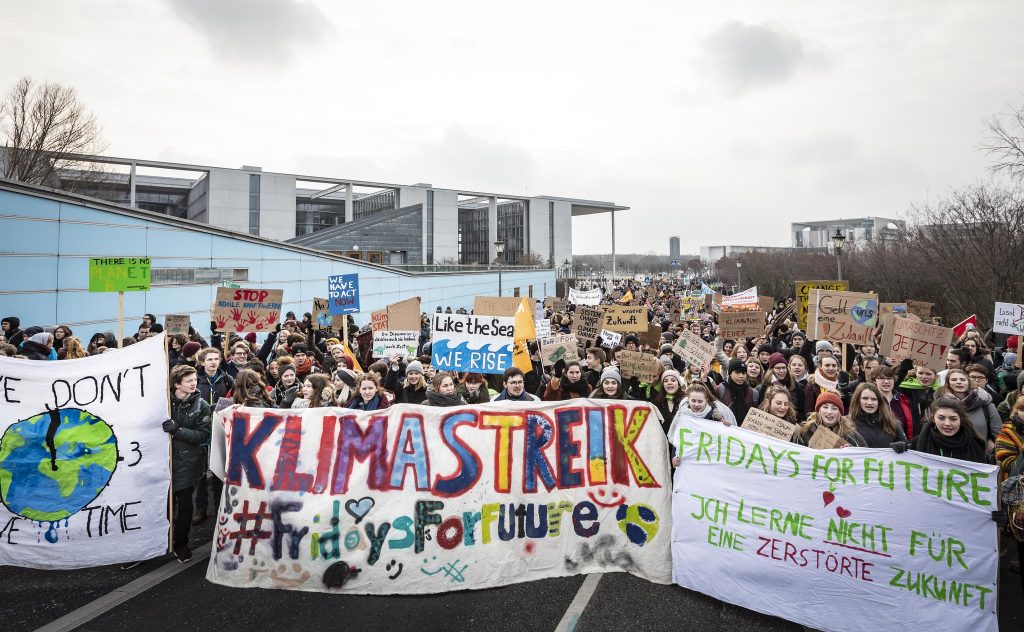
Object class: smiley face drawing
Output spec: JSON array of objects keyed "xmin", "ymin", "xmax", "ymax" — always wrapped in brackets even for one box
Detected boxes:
[
  {"xmin": 385, "ymin": 559, "xmax": 403, "ymax": 580},
  {"xmin": 587, "ymin": 484, "xmax": 627, "ymax": 508}
]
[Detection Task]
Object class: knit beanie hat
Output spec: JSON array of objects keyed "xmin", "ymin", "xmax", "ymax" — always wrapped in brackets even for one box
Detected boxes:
[
  {"xmin": 661, "ymin": 369, "xmax": 682, "ymax": 385},
  {"xmin": 291, "ymin": 343, "xmax": 308, "ymax": 355},
  {"xmin": 181, "ymin": 341, "xmax": 202, "ymax": 357},
  {"xmin": 245, "ymin": 332, "xmax": 257, "ymax": 344},
  {"xmin": 406, "ymin": 360, "xmax": 424, "ymax": 375},
  {"xmin": 660, "ymin": 358, "xmax": 674, "ymax": 370},
  {"xmin": 1002, "ymin": 353, "xmax": 1018, "ymax": 371},
  {"xmin": 624, "ymin": 334, "xmax": 640, "ymax": 347},
  {"xmin": 279, "ymin": 364, "xmax": 297, "ymax": 379},
  {"xmin": 334, "ymin": 369, "xmax": 356, "ymax": 388},
  {"xmin": 659, "ymin": 343, "xmax": 674, "ymax": 355},
  {"xmin": 815, "ymin": 391, "xmax": 844, "ymax": 415},
  {"xmin": 767, "ymin": 352, "xmax": 787, "ymax": 369},
  {"xmin": 600, "ymin": 367, "xmax": 622, "ymax": 384},
  {"xmin": 727, "ymin": 358, "xmax": 747, "ymax": 374},
  {"xmin": 757, "ymin": 343, "xmax": 773, "ymax": 355},
  {"xmin": 815, "ymin": 340, "xmax": 834, "ymax": 353}
]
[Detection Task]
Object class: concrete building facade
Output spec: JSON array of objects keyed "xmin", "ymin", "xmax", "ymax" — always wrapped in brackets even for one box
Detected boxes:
[
  {"xmin": 54, "ymin": 155, "xmax": 627, "ymax": 269},
  {"xmin": 791, "ymin": 217, "xmax": 905, "ymax": 249},
  {"xmin": 0, "ymin": 179, "xmax": 557, "ymax": 343}
]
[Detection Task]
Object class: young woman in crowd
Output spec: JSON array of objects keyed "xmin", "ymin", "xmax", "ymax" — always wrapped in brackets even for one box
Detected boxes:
[
  {"xmin": 231, "ymin": 368, "xmax": 274, "ymax": 407},
  {"xmin": 653, "ymin": 369, "xmax": 685, "ymax": 432},
  {"xmin": 541, "ymin": 361, "xmax": 591, "ymax": 401},
  {"xmin": 61, "ymin": 336, "xmax": 88, "ymax": 360},
  {"xmin": 346, "ymin": 373, "xmax": 392, "ymax": 411},
  {"xmin": 458, "ymin": 372, "xmax": 492, "ymax": 404},
  {"xmin": 848, "ymin": 382, "xmax": 908, "ymax": 449},
  {"xmin": 757, "ymin": 385, "xmax": 802, "ymax": 443},
  {"xmin": 423, "ymin": 372, "xmax": 468, "ymax": 407},
  {"xmin": 937, "ymin": 367, "xmax": 1001, "ymax": 455},
  {"xmin": 913, "ymin": 397, "xmax": 987, "ymax": 462},
  {"xmin": 799, "ymin": 391, "xmax": 865, "ymax": 447},
  {"xmin": 871, "ymin": 365, "xmax": 915, "ymax": 441},
  {"xmin": 272, "ymin": 364, "xmax": 301, "ymax": 408},
  {"xmin": 717, "ymin": 359, "xmax": 756, "ymax": 425},
  {"xmin": 667, "ymin": 383, "xmax": 735, "ymax": 467},
  {"xmin": 385, "ymin": 359, "xmax": 428, "ymax": 404},
  {"xmin": 292, "ymin": 374, "xmax": 336, "ymax": 409},
  {"xmin": 589, "ymin": 368, "xmax": 630, "ymax": 400}
]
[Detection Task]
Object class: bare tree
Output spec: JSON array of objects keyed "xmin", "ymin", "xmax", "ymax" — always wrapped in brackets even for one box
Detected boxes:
[
  {"xmin": 1, "ymin": 77, "xmax": 107, "ymax": 185},
  {"xmin": 982, "ymin": 103, "xmax": 1024, "ymax": 184}
]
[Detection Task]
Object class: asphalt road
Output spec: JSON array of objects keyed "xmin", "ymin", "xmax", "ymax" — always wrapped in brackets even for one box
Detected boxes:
[{"xmin": 3, "ymin": 514, "xmax": 1022, "ymax": 632}]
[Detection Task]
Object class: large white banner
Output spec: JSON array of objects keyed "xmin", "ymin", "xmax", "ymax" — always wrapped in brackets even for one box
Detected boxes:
[
  {"xmin": 569, "ymin": 287, "xmax": 603, "ymax": 306},
  {"xmin": 668, "ymin": 417, "xmax": 999, "ymax": 632},
  {"xmin": 0, "ymin": 334, "xmax": 170, "ymax": 568},
  {"xmin": 207, "ymin": 400, "xmax": 671, "ymax": 593}
]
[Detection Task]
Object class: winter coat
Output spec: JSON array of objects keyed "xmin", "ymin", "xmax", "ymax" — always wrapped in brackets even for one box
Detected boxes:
[
  {"xmin": 198, "ymin": 370, "xmax": 233, "ymax": 407},
  {"xmin": 2, "ymin": 316, "xmax": 24, "ymax": 348},
  {"xmin": 995, "ymin": 414, "xmax": 1024, "ymax": 479},
  {"xmin": 913, "ymin": 422, "xmax": 987, "ymax": 463},
  {"xmin": 960, "ymin": 389, "xmax": 1001, "ymax": 443},
  {"xmin": 272, "ymin": 382, "xmax": 300, "ymax": 409},
  {"xmin": 897, "ymin": 375, "xmax": 938, "ymax": 439},
  {"xmin": 457, "ymin": 384, "xmax": 491, "ymax": 404},
  {"xmin": 20, "ymin": 340, "xmax": 51, "ymax": 361},
  {"xmin": 493, "ymin": 389, "xmax": 541, "ymax": 402},
  {"xmin": 851, "ymin": 412, "xmax": 907, "ymax": 449},
  {"xmin": 169, "ymin": 392, "xmax": 212, "ymax": 491},
  {"xmin": 345, "ymin": 394, "xmax": 391, "ymax": 411}
]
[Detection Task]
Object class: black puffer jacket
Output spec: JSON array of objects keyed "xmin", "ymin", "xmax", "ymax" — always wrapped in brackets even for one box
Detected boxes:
[{"xmin": 169, "ymin": 392, "xmax": 212, "ymax": 491}]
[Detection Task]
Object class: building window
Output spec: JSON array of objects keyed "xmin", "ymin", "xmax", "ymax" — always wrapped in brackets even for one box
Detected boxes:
[
  {"xmin": 548, "ymin": 201, "xmax": 555, "ymax": 264},
  {"xmin": 151, "ymin": 267, "xmax": 247, "ymax": 286},
  {"xmin": 426, "ymin": 190, "xmax": 434, "ymax": 264},
  {"xmin": 524, "ymin": 200, "xmax": 530, "ymax": 258},
  {"xmin": 248, "ymin": 174, "xmax": 260, "ymax": 235},
  {"xmin": 497, "ymin": 201, "xmax": 525, "ymax": 263},
  {"xmin": 458, "ymin": 207, "xmax": 489, "ymax": 264}
]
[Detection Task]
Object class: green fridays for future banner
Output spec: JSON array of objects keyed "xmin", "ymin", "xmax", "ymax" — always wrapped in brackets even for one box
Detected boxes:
[{"xmin": 668, "ymin": 417, "xmax": 999, "ymax": 632}]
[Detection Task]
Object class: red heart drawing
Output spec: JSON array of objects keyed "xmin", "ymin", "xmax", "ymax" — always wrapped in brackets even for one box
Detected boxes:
[
  {"xmin": 822, "ymin": 491, "xmax": 835, "ymax": 507},
  {"xmin": 836, "ymin": 506, "xmax": 852, "ymax": 518}
]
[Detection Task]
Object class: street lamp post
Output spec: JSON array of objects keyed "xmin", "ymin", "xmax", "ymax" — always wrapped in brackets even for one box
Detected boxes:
[
  {"xmin": 736, "ymin": 260, "xmax": 743, "ymax": 288},
  {"xmin": 495, "ymin": 239, "xmax": 505, "ymax": 296},
  {"xmin": 831, "ymin": 228, "xmax": 846, "ymax": 280}
]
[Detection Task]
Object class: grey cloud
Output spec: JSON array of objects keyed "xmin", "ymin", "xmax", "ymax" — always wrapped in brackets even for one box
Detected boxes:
[
  {"xmin": 703, "ymin": 21, "xmax": 812, "ymax": 94},
  {"xmin": 407, "ymin": 126, "xmax": 537, "ymax": 192},
  {"xmin": 164, "ymin": 0, "xmax": 329, "ymax": 64}
]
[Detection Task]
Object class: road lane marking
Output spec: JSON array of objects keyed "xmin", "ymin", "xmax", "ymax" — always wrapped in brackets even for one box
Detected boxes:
[
  {"xmin": 34, "ymin": 543, "xmax": 211, "ymax": 632},
  {"xmin": 554, "ymin": 573, "xmax": 603, "ymax": 632}
]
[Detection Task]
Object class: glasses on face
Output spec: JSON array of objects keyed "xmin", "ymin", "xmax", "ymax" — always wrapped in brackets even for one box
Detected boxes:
[
  {"xmin": 968, "ymin": 374, "xmax": 987, "ymax": 382},
  {"xmin": 506, "ymin": 380, "xmax": 525, "ymax": 386}
]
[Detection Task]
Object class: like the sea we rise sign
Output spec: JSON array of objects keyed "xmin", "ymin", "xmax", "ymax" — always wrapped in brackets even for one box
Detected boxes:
[{"xmin": 328, "ymin": 274, "xmax": 360, "ymax": 315}]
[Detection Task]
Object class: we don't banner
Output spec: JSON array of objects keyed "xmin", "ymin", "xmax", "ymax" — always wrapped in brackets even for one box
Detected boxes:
[{"xmin": 207, "ymin": 399, "xmax": 672, "ymax": 594}]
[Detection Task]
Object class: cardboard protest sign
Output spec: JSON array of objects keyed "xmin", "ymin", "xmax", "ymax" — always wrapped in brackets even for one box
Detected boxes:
[
  {"xmin": 572, "ymin": 307, "xmax": 603, "ymax": 344},
  {"xmin": 672, "ymin": 329, "xmax": 715, "ymax": 370},
  {"xmin": 370, "ymin": 309, "xmax": 389, "ymax": 333},
  {"xmin": 906, "ymin": 300, "xmax": 933, "ymax": 321},
  {"xmin": 669, "ymin": 417, "xmax": 998, "ymax": 632},
  {"xmin": 882, "ymin": 318, "xmax": 953, "ymax": 372},
  {"xmin": 544, "ymin": 297, "xmax": 567, "ymax": 312},
  {"xmin": 213, "ymin": 288, "xmax": 284, "ymax": 332},
  {"xmin": 430, "ymin": 313, "xmax": 514, "ymax": 374},
  {"xmin": 568, "ymin": 287, "xmax": 602, "ymax": 306},
  {"xmin": 619, "ymin": 350, "xmax": 661, "ymax": 382},
  {"xmin": 602, "ymin": 305, "xmax": 646, "ymax": 333},
  {"xmin": 718, "ymin": 310, "xmax": 766, "ymax": 340},
  {"xmin": 372, "ymin": 330, "xmax": 419, "ymax": 358},
  {"xmin": 0, "ymin": 335, "xmax": 170, "ymax": 569},
  {"xmin": 993, "ymin": 302, "xmax": 1024, "ymax": 336},
  {"xmin": 807, "ymin": 289, "xmax": 878, "ymax": 346},
  {"xmin": 88, "ymin": 257, "xmax": 151, "ymax": 292},
  {"xmin": 721, "ymin": 287, "xmax": 758, "ymax": 310},
  {"xmin": 599, "ymin": 330, "xmax": 622, "ymax": 347},
  {"xmin": 740, "ymin": 407, "xmax": 799, "ymax": 442},
  {"xmin": 164, "ymin": 314, "xmax": 190, "ymax": 336},
  {"xmin": 328, "ymin": 274, "xmax": 360, "ymax": 314},
  {"xmin": 387, "ymin": 297, "xmax": 421, "ymax": 331},
  {"xmin": 539, "ymin": 334, "xmax": 580, "ymax": 368},
  {"xmin": 474, "ymin": 296, "xmax": 536, "ymax": 318},
  {"xmin": 313, "ymin": 297, "xmax": 345, "ymax": 332},
  {"xmin": 207, "ymin": 400, "xmax": 672, "ymax": 593},
  {"xmin": 640, "ymin": 323, "xmax": 663, "ymax": 350},
  {"xmin": 807, "ymin": 425, "xmax": 849, "ymax": 450},
  {"xmin": 879, "ymin": 303, "xmax": 908, "ymax": 327},
  {"xmin": 795, "ymin": 280, "xmax": 848, "ymax": 330}
]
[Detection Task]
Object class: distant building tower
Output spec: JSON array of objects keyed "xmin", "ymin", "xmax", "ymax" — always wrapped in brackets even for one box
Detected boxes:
[{"xmin": 669, "ymin": 236, "xmax": 681, "ymax": 258}]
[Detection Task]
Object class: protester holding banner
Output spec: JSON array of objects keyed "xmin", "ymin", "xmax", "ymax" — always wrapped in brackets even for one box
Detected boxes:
[
  {"xmin": 292, "ymin": 374, "xmax": 336, "ymax": 409},
  {"xmin": 937, "ymin": 368, "xmax": 1001, "ymax": 454},
  {"xmin": 166, "ymin": 364, "xmax": 212, "ymax": 563},
  {"xmin": 756, "ymin": 385, "xmax": 802, "ymax": 443},
  {"xmin": 652, "ymin": 369, "xmax": 685, "ymax": 430},
  {"xmin": 799, "ymin": 391, "xmax": 865, "ymax": 446},
  {"xmin": 422, "ymin": 372, "xmax": 467, "ymax": 407},
  {"xmin": 589, "ymin": 367, "xmax": 631, "ymax": 400},
  {"xmin": 458, "ymin": 372, "xmax": 492, "ymax": 404},
  {"xmin": 716, "ymin": 359, "xmax": 756, "ymax": 425},
  {"xmin": 849, "ymin": 382, "xmax": 909, "ymax": 449},
  {"xmin": 345, "ymin": 372, "xmax": 392, "ymax": 411},
  {"xmin": 385, "ymin": 359, "xmax": 428, "ymax": 404},
  {"xmin": 913, "ymin": 397, "xmax": 988, "ymax": 462},
  {"xmin": 541, "ymin": 360, "xmax": 591, "ymax": 401},
  {"xmin": 895, "ymin": 361, "xmax": 940, "ymax": 438}
]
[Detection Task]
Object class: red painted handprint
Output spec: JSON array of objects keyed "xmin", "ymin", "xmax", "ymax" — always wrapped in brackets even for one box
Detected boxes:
[
  {"xmin": 246, "ymin": 310, "xmax": 259, "ymax": 325},
  {"xmin": 215, "ymin": 315, "xmax": 228, "ymax": 330},
  {"xmin": 230, "ymin": 308, "xmax": 243, "ymax": 323},
  {"xmin": 265, "ymin": 312, "xmax": 277, "ymax": 326}
]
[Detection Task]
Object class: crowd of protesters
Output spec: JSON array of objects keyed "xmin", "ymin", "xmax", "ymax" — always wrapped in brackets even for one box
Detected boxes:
[{"xmin": 3, "ymin": 276, "xmax": 1023, "ymax": 583}]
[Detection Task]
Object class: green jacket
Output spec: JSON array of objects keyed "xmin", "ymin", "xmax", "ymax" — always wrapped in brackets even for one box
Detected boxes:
[
  {"xmin": 998, "ymin": 388, "xmax": 1021, "ymax": 422},
  {"xmin": 170, "ymin": 391, "xmax": 212, "ymax": 491}
]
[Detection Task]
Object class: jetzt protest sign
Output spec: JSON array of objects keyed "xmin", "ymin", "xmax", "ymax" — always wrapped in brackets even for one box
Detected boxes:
[{"xmin": 883, "ymin": 318, "xmax": 953, "ymax": 372}]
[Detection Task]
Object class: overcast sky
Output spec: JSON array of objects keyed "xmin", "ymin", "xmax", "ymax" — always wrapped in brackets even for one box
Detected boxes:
[{"xmin": 4, "ymin": 0, "xmax": 1023, "ymax": 255}]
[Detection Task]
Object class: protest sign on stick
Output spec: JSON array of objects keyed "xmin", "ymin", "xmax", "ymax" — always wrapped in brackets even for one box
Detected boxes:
[
  {"xmin": 795, "ymin": 280, "xmax": 848, "ymax": 330},
  {"xmin": 572, "ymin": 307, "xmax": 602, "ymax": 345},
  {"xmin": 539, "ymin": 334, "xmax": 580, "ymax": 368},
  {"xmin": 993, "ymin": 302, "xmax": 1024, "ymax": 336},
  {"xmin": 213, "ymin": 288, "xmax": 284, "ymax": 333},
  {"xmin": 882, "ymin": 318, "xmax": 953, "ymax": 372},
  {"xmin": 313, "ymin": 297, "xmax": 345, "ymax": 332},
  {"xmin": 431, "ymin": 313, "xmax": 514, "ymax": 374},
  {"xmin": 165, "ymin": 314, "xmax": 190, "ymax": 336},
  {"xmin": 808, "ymin": 289, "xmax": 878, "ymax": 346},
  {"xmin": 672, "ymin": 329, "xmax": 715, "ymax": 370}
]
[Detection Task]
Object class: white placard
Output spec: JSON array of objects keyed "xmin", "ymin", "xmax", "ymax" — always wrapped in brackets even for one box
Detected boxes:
[
  {"xmin": 569, "ymin": 287, "xmax": 603, "ymax": 306},
  {"xmin": 599, "ymin": 330, "xmax": 622, "ymax": 347},
  {"xmin": 993, "ymin": 302, "xmax": 1024, "ymax": 335},
  {"xmin": 0, "ymin": 335, "xmax": 171, "ymax": 568},
  {"xmin": 372, "ymin": 330, "xmax": 419, "ymax": 358},
  {"xmin": 668, "ymin": 417, "xmax": 998, "ymax": 632}
]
